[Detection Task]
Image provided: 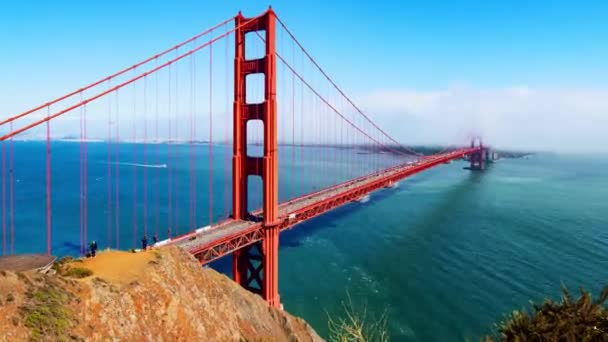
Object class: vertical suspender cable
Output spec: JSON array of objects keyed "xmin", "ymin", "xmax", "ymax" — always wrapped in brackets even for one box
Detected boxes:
[
  {"xmin": 107, "ymin": 80, "xmax": 112, "ymax": 248},
  {"xmin": 224, "ymin": 27, "xmax": 230, "ymax": 219},
  {"xmin": 193, "ymin": 39, "xmax": 198, "ymax": 230},
  {"xmin": 84, "ymin": 102, "xmax": 88, "ymax": 252},
  {"xmin": 193, "ymin": 38, "xmax": 198, "ymax": 230},
  {"xmin": 299, "ymin": 50, "xmax": 304, "ymax": 196},
  {"xmin": 46, "ymin": 105, "xmax": 51, "ymax": 256},
  {"xmin": 79, "ymin": 93, "xmax": 84, "ymax": 255},
  {"xmin": 291, "ymin": 38, "xmax": 295, "ymax": 200},
  {"xmin": 189, "ymin": 51, "xmax": 194, "ymax": 231},
  {"xmin": 167, "ymin": 63, "xmax": 173, "ymax": 238},
  {"xmin": 155, "ymin": 58, "xmax": 160, "ymax": 238},
  {"xmin": 143, "ymin": 75, "xmax": 148, "ymax": 238},
  {"xmin": 174, "ymin": 49, "xmax": 179, "ymax": 236},
  {"xmin": 332, "ymin": 91, "xmax": 336, "ymax": 185},
  {"xmin": 1, "ymin": 140, "xmax": 5, "ymax": 255},
  {"xmin": 9, "ymin": 122, "xmax": 13, "ymax": 254},
  {"xmin": 209, "ymin": 34, "xmax": 214, "ymax": 226},
  {"xmin": 115, "ymin": 90, "xmax": 120, "ymax": 249},
  {"xmin": 132, "ymin": 69, "xmax": 138, "ymax": 248},
  {"xmin": 280, "ymin": 25, "xmax": 286, "ymax": 201}
]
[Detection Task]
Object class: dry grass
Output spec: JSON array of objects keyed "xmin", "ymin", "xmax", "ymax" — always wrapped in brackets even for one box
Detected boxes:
[{"xmin": 328, "ymin": 293, "xmax": 389, "ymax": 342}]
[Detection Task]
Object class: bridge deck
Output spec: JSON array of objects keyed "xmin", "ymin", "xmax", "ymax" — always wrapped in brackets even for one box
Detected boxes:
[
  {"xmin": 173, "ymin": 149, "xmax": 474, "ymax": 259},
  {"xmin": 174, "ymin": 162, "xmax": 408, "ymax": 251}
]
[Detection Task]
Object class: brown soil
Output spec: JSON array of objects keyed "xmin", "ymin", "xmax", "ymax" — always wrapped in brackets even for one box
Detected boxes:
[
  {"xmin": 78, "ymin": 250, "xmax": 154, "ymax": 286},
  {"xmin": 0, "ymin": 254, "xmax": 55, "ymax": 272},
  {"xmin": 0, "ymin": 247, "xmax": 324, "ymax": 342}
]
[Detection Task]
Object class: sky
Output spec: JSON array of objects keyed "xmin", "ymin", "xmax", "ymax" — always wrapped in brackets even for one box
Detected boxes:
[{"xmin": 1, "ymin": 0, "xmax": 607, "ymax": 153}]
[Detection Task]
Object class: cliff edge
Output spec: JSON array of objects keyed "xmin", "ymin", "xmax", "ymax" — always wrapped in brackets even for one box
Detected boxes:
[{"xmin": 0, "ymin": 246, "xmax": 323, "ymax": 341}]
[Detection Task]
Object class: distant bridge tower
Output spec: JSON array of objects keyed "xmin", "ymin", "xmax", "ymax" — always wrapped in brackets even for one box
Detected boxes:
[
  {"xmin": 469, "ymin": 137, "xmax": 485, "ymax": 170},
  {"xmin": 231, "ymin": 9, "xmax": 281, "ymax": 308}
]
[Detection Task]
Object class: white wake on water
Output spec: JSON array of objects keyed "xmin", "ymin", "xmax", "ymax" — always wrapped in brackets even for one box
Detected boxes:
[{"xmin": 111, "ymin": 162, "xmax": 167, "ymax": 169}]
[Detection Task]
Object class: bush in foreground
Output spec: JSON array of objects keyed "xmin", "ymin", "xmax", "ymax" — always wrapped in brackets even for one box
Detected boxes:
[
  {"xmin": 328, "ymin": 293, "xmax": 389, "ymax": 342},
  {"xmin": 484, "ymin": 286, "xmax": 608, "ymax": 341},
  {"xmin": 63, "ymin": 267, "xmax": 93, "ymax": 279}
]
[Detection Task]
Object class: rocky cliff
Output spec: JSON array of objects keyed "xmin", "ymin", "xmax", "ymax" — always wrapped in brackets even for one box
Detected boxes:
[{"xmin": 0, "ymin": 246, "xmax": 323, "ymax": 341}]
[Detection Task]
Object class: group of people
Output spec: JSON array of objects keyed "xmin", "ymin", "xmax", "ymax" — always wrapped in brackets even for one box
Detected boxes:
[
  {"xmin": 87, "ymin": 234, "xmax": 160, "ymax": 257},
  {"xmin": 140, "ymin": 234, "xmax": 159, "ymax": 251}
]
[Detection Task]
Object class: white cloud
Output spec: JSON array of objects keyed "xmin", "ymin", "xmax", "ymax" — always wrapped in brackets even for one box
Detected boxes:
[{"xmin": 356, "ymin": 86, "xmax": 608, "ymax": 153}]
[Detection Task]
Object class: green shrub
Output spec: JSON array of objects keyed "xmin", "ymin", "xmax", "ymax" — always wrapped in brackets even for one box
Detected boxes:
[
  {"xmin": 63, "ymin": 267, "xmax": 93, "ymax": 279},
  {"xmin": 484, "ymin": 286, "xmax": 608, "ymax": 341},
  {"xmin": 21, "ymin": 285, "xmax": 72, "ymax": 340}
]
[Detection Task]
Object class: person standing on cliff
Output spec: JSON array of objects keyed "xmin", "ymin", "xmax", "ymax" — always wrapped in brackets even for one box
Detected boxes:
[
  {"xmin": 90, "ymin": 240, "xmax": 98, "ymax": 258},
  {"xmin": 152, "ymin": 234, "xmax": 158, "ymax": 246},
  {"xmin": 141, "ymin": 235, "xmax": 148, "ymax": 251}
]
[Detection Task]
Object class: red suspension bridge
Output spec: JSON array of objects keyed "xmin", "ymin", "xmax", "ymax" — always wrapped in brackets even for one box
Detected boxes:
[{"xmin": 0, "ymin": 8, "xmax": 489, "ymax": 307}]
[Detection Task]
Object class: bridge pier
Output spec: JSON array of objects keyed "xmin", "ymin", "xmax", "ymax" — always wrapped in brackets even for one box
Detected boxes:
[
  {"xmin": 231, "ymin": 224, "xmax": 280, "ymax": 308},
  {"xmin": 231, "ymin": 8, "xmax": 281, "ymax": 308}
]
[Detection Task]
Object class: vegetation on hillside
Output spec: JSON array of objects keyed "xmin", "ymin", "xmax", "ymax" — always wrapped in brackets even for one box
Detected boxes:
[
  {"xmin": 2, "ymin": 247, "xmax": 323, "ymax": 341},
  {"xmin": 18, "ymin": 275, "xmax": 76, "ymax": 340},
  {"xmin": 63, "ymin": 266, "xmax": 93, "ymax": 278},
  {"xmin": 328, "ymin": 293, "xmax": 389, "ymax": 342},
  {"xmin": 51, "ymin": 256, "xmax": 94, "ymax": 279},
  {"xmin": 483, "ymin": 286, "xmax": 608, "ymax": 341}
]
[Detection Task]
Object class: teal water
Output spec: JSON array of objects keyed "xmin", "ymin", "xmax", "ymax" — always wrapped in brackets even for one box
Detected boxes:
[
  {"xmin": 274, "ymin": 154, "xmax": 608, "ymax": 340},
  {"xmin": 5, "ymin": 142, "xmax": 608, "ymax": 340}
]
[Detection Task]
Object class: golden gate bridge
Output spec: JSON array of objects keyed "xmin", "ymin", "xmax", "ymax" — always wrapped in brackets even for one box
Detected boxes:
[{"xmin": 0, "ymin": 8, "xmax": 489, "ymax": 308}]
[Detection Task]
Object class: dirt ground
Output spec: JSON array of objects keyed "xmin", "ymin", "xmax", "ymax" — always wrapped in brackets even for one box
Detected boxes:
[
  {"xmin": 0, "ymin": 246, "xmax": 323, "ymax": 341},
  {"xmin": 78, "ymin": 249, "xmax": 155, "ymax": 285},
  {"xmin": 0, "ymin": 254, "xmax": 55, "ymax": 272}
]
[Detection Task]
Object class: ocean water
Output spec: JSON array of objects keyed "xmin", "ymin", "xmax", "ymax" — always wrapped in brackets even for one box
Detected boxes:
[
  {"xmin": 4, "ymin": 141, "xmax": 402, "ymax": 256},
  {"xmin": 269, "ymin": 153, "xmax": 608, "ymax": 340},
  {"xmin": 4, "ymin": 141, "xmax": 608, "ymax": 340}
]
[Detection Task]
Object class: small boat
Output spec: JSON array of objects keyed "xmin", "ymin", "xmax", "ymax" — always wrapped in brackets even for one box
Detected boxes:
[
  {"xmin": 355, "ymin": 194, "xmax": 370, "ymax": 203},
  {"xmin": 385, "ymin": 181, "xmax": 399, "ymax": 189}
]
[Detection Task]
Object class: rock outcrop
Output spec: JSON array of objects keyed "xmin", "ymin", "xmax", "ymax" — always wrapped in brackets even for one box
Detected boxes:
[{"xmin": 0, "ymin": 246, "xmax": 323, "ymax": 341}]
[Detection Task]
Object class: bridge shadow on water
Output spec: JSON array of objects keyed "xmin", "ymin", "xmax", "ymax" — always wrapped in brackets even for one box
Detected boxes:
[
  {"xmin": 210, "ymin": 200, "xmax": 367, "ymax": 274},
  {"xmin": 209, "ymin": 179, "xmax": 432, "ymax": 274},
  {"xmin": 210, "ymin": 166, "xmax": 490, "ymax": 275},
  {"xmin": 408, "ymin": 172, "xmax": 483, "ymax": 236},
  {"xmin": 53, "ymin": 241, "xmax": 84, "ymax": 258}
]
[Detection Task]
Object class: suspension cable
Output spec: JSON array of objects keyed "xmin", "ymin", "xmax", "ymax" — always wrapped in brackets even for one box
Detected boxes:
[{"xmin": 275, "ymin": 15, "xmax": 421, "ymax": 157}]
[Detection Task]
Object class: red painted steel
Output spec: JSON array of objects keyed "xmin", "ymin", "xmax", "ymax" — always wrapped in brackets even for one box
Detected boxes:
[
  {"xmin": 1, "ymin": 143, "xmax": 5, "ymax": 255},
  {"xmin": 275, "ymin": 16, "xmax": 420, "ymax": 157},
  {"xmin": 46, "ymin": 107, "xmax": 51, "ymax": 256},
  {"xmin": 3, "ymin": 6, "xmax": 490, "ymax": 309},
  {"xmin": 187, "ymin": 147, "xmax": 480, "ymax": 266},
  {"xmin": 0, "ymin": 17, "xmax": 234, "ymax": 129},
  {"xmin": 231, "ymin": 8, "xmax": 281, "ymax": 308},
  {"xmin": 0, "ymin": 19, "xmax": 256, "ymax": 142}
]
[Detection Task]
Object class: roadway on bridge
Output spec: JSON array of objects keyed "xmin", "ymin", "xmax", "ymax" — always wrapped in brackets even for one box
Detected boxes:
[{"xmin": 172, "ymin": 149, "xmax": 475, "ymax": 260}]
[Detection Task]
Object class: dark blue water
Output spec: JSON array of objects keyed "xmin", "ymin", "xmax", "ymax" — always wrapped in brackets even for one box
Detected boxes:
[
  {"xmin": 4, "ymin": 140, "xmax": 403, "ymax": 255},
  {"xmin": 5, "ymin": 141, "xmax": 608, "ymax": 340}
]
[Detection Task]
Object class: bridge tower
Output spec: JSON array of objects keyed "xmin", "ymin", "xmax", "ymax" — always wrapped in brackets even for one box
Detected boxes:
[
  {"xmin": 231, "ymin": 9, "xmax": 281, "ymax": 308},
  {"xmin": 469, "ymin": 137, "xmax": 484, "ymax": 170}
]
